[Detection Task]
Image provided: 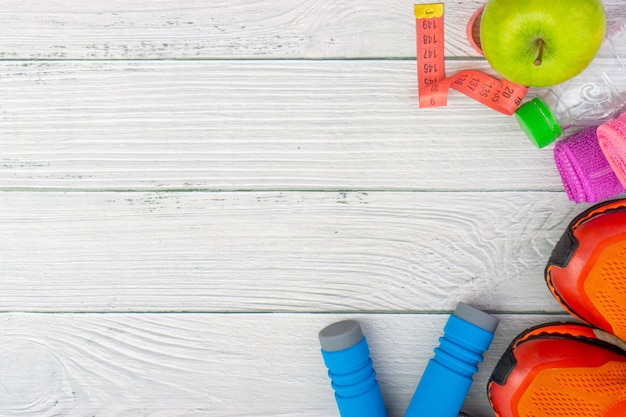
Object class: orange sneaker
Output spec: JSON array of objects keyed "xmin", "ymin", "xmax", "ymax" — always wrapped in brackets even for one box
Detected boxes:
[
  {"xmin": 545, "ymin": 199, "xmax": 626, "ymax": 341},
  {"xmin": 488, "ymin": 322, "xmax": 626, "ymax": 417}
]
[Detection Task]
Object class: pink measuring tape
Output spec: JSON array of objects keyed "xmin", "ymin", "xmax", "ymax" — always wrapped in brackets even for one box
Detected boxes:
[{"xmin": 415, "ymin": 4, "xmax": 528, "ymax": 115}]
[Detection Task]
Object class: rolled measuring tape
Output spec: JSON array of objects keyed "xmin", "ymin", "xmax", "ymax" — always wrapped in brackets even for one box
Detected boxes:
[{"xmin": 415, "ymin": 4, "xmax": 528, "ymax": 115}]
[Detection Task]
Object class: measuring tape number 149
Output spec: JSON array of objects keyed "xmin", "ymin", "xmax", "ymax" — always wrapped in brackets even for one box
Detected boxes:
[{"xmin": 415, "ymin": 3, "xmax": 528, "ymax": 115}]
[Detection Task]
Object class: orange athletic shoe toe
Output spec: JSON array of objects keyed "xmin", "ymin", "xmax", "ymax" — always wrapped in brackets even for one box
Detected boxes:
[
  {"xmin": 488, "ymin": 322, "xmax": 626, "ymax": 417},
  {"xmin": 545, "ymin": 199, "xmax": 626, "ymax": 340}
]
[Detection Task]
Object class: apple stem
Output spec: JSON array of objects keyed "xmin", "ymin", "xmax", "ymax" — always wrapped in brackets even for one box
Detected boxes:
[{"xmin": 534, "ymin": 39, "xmax": 544, "ymax": 66}]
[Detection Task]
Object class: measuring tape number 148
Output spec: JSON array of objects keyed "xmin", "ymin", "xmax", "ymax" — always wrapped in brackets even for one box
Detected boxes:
[{"xmin": 415, "ymin": 3, "xmax": 528, "ymax": 115}]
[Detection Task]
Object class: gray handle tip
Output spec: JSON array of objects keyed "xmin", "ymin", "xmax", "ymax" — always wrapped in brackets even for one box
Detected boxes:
[{"xmin": 319, "ymin": 320, "xmax": 364, "ymax": 352}]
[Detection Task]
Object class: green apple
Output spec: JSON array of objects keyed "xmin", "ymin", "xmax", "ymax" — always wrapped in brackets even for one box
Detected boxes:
[{"xmin": 480, "ymin": 0, "xmax": 606, "ymax": 87}]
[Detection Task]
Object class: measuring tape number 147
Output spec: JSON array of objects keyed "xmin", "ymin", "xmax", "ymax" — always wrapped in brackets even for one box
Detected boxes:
[{"xmin": 415, "ymin": 3, "xmax": 528, "ymax": 115}]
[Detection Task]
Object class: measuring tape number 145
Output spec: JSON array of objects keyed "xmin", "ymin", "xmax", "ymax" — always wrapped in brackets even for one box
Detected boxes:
[{"xmin": 415, "ymin": 3, "xmax": 528, "ymax": 115}]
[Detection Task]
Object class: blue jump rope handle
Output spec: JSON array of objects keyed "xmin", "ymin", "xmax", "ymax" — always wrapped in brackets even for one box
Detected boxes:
[
  {"xmin": 321, "ymin": 337, "xmax": 387, "ymax": 417},
  {"xmin": 319, "ymin": 305, "xmax": 495, "ymax": 417},
  {"xmin": 404, "ymin": 304, "xmax": 498, "ymax": 417},
  {"xmin": 319, "ymin": 321, "xmax": 387, "ymax": 417}
]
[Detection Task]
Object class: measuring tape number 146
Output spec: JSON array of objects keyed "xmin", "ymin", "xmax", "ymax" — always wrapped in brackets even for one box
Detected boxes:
[{"xmin": 415, "ymin": 3, "xmax": 528, "ymax": 115}]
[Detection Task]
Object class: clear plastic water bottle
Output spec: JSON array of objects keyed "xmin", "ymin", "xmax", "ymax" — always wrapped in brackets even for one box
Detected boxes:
[{"xmin": 515, "ymin": 19, "xmax": 626, "ymax": 148}]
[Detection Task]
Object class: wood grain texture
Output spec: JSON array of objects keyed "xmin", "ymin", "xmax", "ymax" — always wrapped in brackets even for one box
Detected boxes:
[
  {"xmin": 0, "ymin": 190, "xmax": 583, "ymax": 313},
  {"xmin": 1, "ymin": 0, "xmax": 623, "ymax": 60},
  {"xmin": 0, "ymin": 59, "xmax": 586, "ymax": 192},
  {"xmin": 0, "ymin": 312, "xmax": 574, "ymax": 417},
  {"xmin": 0, "ymin": 0, "xmax": 505, "ymax": 60}
]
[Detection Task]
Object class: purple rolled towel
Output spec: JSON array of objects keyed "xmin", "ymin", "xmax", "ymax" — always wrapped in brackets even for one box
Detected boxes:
[{"xmin": 553, "ymin": 125, "xmax": 626, "ymax": 203}]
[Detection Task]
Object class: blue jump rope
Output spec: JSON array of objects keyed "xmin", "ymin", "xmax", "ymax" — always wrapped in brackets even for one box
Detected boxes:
[{"xmin": 318, "ymin": 302, "xmax": 499, "ymax": 417}]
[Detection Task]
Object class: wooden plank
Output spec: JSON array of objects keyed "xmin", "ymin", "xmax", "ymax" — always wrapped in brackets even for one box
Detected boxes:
[
  {"xmin": 0, "ymin": 312, "xmax": 573, "ymax": 416},
  {"xmin": 2, "ymin": 1, "xmax": 624, "ymax": 60},
  {"xmin": 0, "ymin": 190, "xmax": 584, "ymax": 313},
  {"xmin": 0, "ymin": 59, "xmax": 580, "ymax": 192},
  {"xmin": 0, "ymin": 0, "xmax": 501, "ymax": 60}
]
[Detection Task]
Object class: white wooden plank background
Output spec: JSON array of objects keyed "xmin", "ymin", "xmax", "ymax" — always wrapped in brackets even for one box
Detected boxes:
[
  {"xmin": 0, "ymin": 0, "xmax": 527, "ymax": 59},
  {"xmin": 1, "ymin": 1, "xmax": 625, "ymax": 416},
  {"xmin": 1, "ymin": 60, "xmax": 562, "ymax": 192},
  {"xmin": 0, "ymin": 191, "xmax": 574, "ymax": 313}
]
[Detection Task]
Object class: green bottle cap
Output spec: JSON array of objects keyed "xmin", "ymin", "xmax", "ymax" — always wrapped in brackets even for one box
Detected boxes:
[{"xmin": 514, "ymin": 97, "xmax": 563, "ymax": 148}]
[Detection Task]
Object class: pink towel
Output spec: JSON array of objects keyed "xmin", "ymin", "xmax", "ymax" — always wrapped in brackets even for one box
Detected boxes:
[
  {"xmin": 554, "ymin": 125, "xmax": 626, "ymax": 203},
  {"xmin": 598, "ymin": 112, "xmax": 626, "ymax": 187}
]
